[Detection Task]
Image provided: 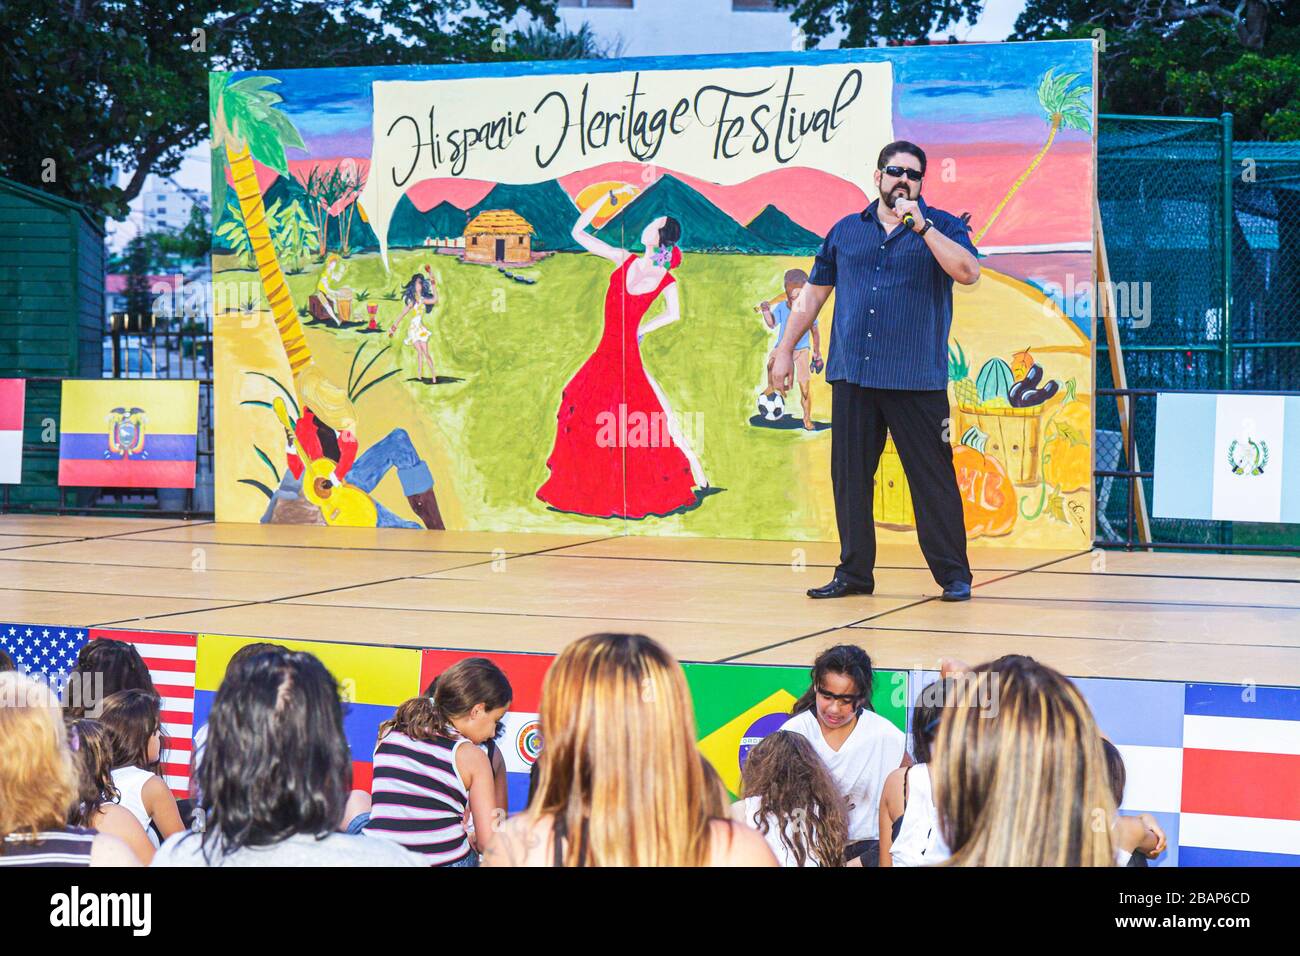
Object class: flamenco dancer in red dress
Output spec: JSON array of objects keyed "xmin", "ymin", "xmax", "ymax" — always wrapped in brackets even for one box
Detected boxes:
[{"xmin": 537, "ymin": 186, "xmax": 709, "ymax": 518}]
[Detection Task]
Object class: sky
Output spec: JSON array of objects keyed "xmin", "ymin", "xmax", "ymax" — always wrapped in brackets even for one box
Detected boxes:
[{"xmin": 105, "ymin": 0, "xmax": 1031, "ymax": 254}]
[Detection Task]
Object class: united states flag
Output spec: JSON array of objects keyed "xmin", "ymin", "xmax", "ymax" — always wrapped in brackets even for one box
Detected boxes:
[
  {"xmin": 0, "ymin": 623, "xmax": 85, "ymax": 693},
  {"xmin": 0, "ymin": 623, "xmax": 196, "ymax": 798}
]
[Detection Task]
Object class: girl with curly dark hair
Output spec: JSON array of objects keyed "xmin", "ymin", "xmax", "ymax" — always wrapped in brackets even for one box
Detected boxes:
[{"xmin": 733, "ymin": 730, "xmax": 848, "ymax": 866}]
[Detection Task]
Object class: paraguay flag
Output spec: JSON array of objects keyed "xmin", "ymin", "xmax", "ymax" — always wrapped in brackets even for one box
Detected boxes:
[
  {"xmin": 57, "ymin": 380, "xmax": 199, "ymax": 489},
  {"xmin": 0, "ymin": 378, "xmax": 23, "ymax": 484}
]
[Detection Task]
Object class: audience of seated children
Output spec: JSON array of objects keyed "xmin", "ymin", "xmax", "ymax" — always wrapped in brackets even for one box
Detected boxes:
[{"xmin": 0, "ymin": 627, "xmax": 1175, "ymax": 870}]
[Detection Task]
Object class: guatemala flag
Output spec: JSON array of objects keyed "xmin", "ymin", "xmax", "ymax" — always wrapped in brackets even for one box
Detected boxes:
[{"xmin": 1154, "ymin": 393, "xmax": 1300, "ymax": 523}]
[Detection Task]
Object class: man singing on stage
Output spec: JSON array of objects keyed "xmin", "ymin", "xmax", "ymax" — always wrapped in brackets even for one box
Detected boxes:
[{"xmin": 769, "ymin": 141, "xmax": 981, "ymax": 602}]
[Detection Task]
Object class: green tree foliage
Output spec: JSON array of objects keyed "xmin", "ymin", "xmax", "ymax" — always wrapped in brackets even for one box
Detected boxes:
[
  {"xmin": 214, "ymin": 199, "xmax": 264, "ymax": 269},
  {"xmin": 511, "ymin": 21, "xmax": 621, "ymax": 59},
  {"xmin": 778, "ymin": 0, "xmax": 1298, "ymax": 139},
  {"xmin": 0, "ymin": 0, "xmax": 563, "ymax": 221},
  {"xmin": 274, "ymin": 199, "xmax": 319, "ymax": 274},
  {"xmin": 774, "ymin": 0, "xmax": 982, "ymax": 49},
  {"xmin": 1012, "ymin": 1, "xmax": 1299, "ymax": 139}
]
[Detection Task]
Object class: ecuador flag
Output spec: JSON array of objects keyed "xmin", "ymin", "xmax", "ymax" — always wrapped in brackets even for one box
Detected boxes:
[{"xmin": 58, "ymin": 380, "xmax": 199, "ymax": 488}]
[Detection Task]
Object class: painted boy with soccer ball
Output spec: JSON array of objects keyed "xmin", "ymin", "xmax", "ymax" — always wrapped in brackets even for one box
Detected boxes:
[{"xmin": 756, "ymin": 268, "xmax": 822, "ymax": 430}]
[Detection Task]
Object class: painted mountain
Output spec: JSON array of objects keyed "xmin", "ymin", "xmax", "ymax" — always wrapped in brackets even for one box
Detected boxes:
[
  {"xmin": 388, "ymin": 195, "xmax": 469, "ymax": 248},
  {"xmin": 746, "ymin": 204, "xmax": 823, "ymax": 254},
  {"xmin": 211, "ymin": 173, "xmax": 379, "ymax": 256},
  {"xmin": 467, "ymin": 180, "xmax": 582, "ymax": 253},
  {"xmin": 325, "ymin": 204, "xmax": 378, "ymax": 254},
  {"xmin": 594, "ymin": 174, "xmax": 768, "ymax": 254}
]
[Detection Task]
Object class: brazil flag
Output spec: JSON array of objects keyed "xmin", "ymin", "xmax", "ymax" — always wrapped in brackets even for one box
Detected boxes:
[{"xmin": 685, "ymin": 662, "xmax": 909, "ymax": 798}]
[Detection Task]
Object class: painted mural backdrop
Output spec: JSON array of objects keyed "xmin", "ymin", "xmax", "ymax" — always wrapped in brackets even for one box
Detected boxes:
[{"xmin": 210, "ymin": 42, "xmax": 1096, "ymax": 548}]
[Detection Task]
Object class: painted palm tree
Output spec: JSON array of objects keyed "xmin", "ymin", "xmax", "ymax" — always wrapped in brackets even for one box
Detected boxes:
[
  {"xmin": 210, "ymin": 74, "xmax": 314, "ymax": 382},
  {"xmin": 973, "ymin": 68, "xmax": 1092, "ymax": 246}
]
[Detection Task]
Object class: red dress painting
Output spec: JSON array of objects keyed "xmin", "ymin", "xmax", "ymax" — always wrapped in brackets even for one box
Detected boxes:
[{"xmin": 537, "ymin": 255, "xmax": 697, "ymax": 518}]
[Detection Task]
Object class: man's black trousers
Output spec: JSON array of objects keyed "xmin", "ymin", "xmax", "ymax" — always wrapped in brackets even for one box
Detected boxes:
[{"xmin": 830, "ymin": 382, "xmax": 972, "ymax": 590}]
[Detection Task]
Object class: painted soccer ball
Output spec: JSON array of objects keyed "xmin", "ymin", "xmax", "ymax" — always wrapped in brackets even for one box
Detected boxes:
[{"xmin": 757, "ymin": 391, "xmax": 785, "ymax": 422}]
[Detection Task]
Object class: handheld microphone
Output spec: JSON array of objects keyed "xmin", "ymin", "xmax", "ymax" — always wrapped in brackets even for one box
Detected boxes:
[{"xmin": 902, "ymin": 210, "xmax": 916, "ymax": 228}]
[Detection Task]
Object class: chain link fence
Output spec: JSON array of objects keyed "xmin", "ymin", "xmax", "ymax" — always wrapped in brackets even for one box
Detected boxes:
[{"xmin": 1097, "ymin": 114, "xmax": 1300, "ymax": 549}]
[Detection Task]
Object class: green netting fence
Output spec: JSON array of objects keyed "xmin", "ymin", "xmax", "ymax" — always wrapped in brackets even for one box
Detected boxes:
[{"xmin": 1096, "ymin": 114, "xmax": 1300, "ymax": 550}]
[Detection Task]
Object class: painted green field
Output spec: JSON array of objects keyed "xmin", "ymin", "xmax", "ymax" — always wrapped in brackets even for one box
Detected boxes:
[{"xmin": 216, "ymin": 248, "xmax": 836, "ymax": 540}]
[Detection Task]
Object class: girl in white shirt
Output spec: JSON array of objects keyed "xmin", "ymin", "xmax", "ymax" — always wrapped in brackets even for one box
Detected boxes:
[
  {"xmin": 99, "ymin": 689, "xmax": 184, "ymax": 848},
  {"xmin": 732, "ymin": 730, "xmax": 847, "ymax": 866},
  {"xmin": 779, "ymin": 644, "xmax": 908, "ymax": 866},
  {"xmin": 67, "ymin": 719, "xmax": 157, "ymax": 865},
  {"xmin": 880, "ymin": 680, "xmax": 950, "ymax": 867}
]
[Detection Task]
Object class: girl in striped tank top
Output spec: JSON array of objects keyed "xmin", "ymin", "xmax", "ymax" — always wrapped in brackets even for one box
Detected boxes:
[{"xmin": 365, "ymin": 658, "xmax": 512, "ymax": 866}]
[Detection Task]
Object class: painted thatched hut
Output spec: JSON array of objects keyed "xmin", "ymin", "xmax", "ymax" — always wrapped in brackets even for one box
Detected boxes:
[{"xmin": 463, "ymin": 209, "xmax": 534, "ymax": 264}]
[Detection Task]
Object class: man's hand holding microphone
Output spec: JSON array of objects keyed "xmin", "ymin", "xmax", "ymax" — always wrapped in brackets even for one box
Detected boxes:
[{"xmin": 894, "ymin": 197, "xmax": 925, "ymax": 232}]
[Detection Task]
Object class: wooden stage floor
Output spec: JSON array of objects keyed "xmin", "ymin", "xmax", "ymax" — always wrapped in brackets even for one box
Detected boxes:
[{"xmin": 2, "ymin": 515, "xmax": 1299, "ymax": 686}]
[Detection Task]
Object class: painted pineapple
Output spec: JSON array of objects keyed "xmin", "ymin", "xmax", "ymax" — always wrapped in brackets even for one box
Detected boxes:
[{"xmin": 948, "ymin": 342, "xmax": 980, "ymax": 407}]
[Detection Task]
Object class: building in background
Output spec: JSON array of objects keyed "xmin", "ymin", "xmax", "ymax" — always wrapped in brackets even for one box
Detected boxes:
[
  {"xmin": 552, "ymin": 0, "xmax": 844, "ymax": 56},
  {"xmin": 0, "ymin": 176, "xmax": 105, "ymax": 508},
  {"xmin": 142, "ymin": 181, "xmax": 196, "ymax": 234}
]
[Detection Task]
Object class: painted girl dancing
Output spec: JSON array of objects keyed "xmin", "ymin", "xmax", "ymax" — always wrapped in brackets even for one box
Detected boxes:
[
  {"xmin": 388, "ymin": 265, "xmax": 438, "ymax": 384},
  {"xmin": 537, "ymin": 186, "xmax": 709, "ymax": 519}
]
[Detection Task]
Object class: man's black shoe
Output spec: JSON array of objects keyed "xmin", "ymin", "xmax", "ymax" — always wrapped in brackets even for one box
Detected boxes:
[
  {"xmin": 807, "ymin": 578, "xmax": 874, "ymax": 599},
  {"xmin": 941, "ymin": 581, "xmax": 972, "ymax": 602}
]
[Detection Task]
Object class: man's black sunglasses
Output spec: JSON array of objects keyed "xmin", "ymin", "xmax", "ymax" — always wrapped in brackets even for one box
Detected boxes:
[{"xmin": 881, "ymin": 164, "xmax": 923, "ymax": 182}]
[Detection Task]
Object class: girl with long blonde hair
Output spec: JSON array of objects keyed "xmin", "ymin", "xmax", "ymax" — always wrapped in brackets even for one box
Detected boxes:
[
  {"xmin": 0, "ymin": 672, "xmax": 139, "ymax": 867},
  {"xmin": 484, "ymin": 633, "xmax": 775, "ymax": 867},
  {"xmin": 931, "ymin": 655, "xmax": 1117, "ymax": 867}
]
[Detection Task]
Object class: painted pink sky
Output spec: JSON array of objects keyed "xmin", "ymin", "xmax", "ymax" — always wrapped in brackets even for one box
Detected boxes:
[{"xmin": 240, "ymin": 141, "xmax": 1092, "ymax": 248}]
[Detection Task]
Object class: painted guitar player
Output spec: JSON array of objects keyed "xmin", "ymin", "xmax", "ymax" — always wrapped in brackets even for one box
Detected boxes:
[{"xmin": 211, "ymin": 79, "xmax": 444, "ymax": 531}]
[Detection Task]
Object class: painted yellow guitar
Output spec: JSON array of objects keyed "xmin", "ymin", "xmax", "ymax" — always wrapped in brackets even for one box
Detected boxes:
[{"xmin": 273, "ymin": 397, "xmax": 379, "ymax": 527}]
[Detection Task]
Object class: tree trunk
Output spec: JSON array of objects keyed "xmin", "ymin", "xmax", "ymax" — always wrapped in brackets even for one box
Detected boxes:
[
  {"xmin": 225, "ymin": 140, "xmax": 312, "ymax": 379},
  {"xmin": 974, "ymin": 115, "xmax": 1061, "ymax": 245}
]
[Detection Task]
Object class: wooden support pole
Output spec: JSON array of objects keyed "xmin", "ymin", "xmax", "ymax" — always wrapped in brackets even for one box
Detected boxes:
[{"xmin": 1095, "ymin": 193, "xmax": 1152, "ymax": 547}]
